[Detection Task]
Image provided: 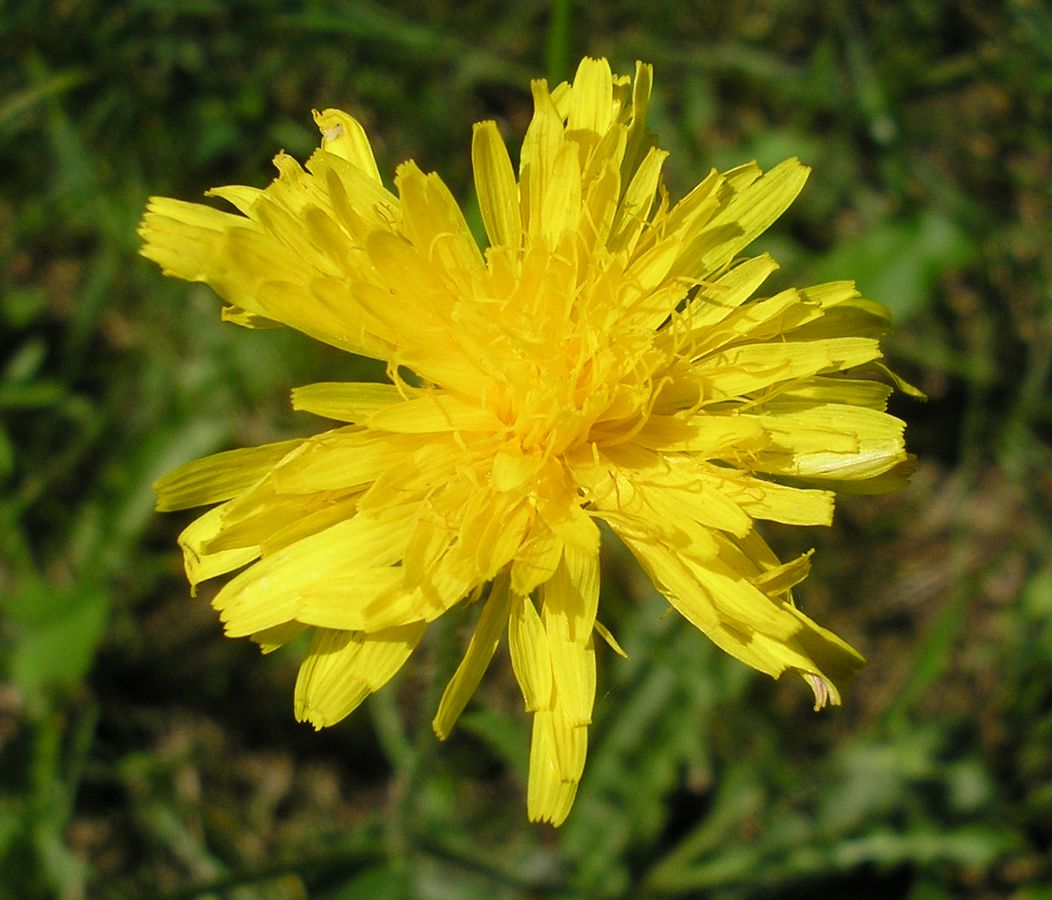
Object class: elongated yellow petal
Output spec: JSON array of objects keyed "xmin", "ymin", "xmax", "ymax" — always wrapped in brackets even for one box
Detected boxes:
[
  {"xmin": 520, "ymin": 80, "xmax": 564, "ymax": 236},
  {"xmin": 567, "ymin": 56, "xmax": 615, "ymax": 134},
  {"xmin": 291, "ymin": 381, "xmax": 405, "ymax": 423},
  {"xmin": 527, "ymin": 708, "xmax": 584, "ymax": 825},
  {"xmin": 223, "ymin": 492, "xmax": 360, "ymax": 557},
  {"xmin": 155, "ymin": 439, "xmax": 302, "ymax": 511},
  {"xmin": 621, "ymin": 60, "xmax": 655, "ymax": 179},
  {"xmin": 205, "ymin": 184, "xmax": 264, "ymax": 215},
  {"xmin": 610, "ymin": 146, "xmax": 667, "ymax": 253},
  {"xmin": 540, "ymin": 140, "xmax": 583, "ymax": 243},
  {"xmin": 731, "ymin": 477, "xmax": 836, "ymax": 527},
  {"xmin": 308, "ymin": 150, "xmax": 399, "ymax": 237},
  {"xmin": 396, "ymin": 161, "xmax": 485, "ymax": 282},
  {"xmin": 251, "ymin": 621, "xmax": 308, "ymax": 654},
  {"xmin": 751, "ymin": 550, "xmax": 813, "ymax": 596},
  {"xmin": 679, "ymin": 253, "xmax": 781, "ymax": 332},
  {"xmin": 753, "ymin": 404, "xmax": 908, "ymax": 480},
  {"xmin": 294, "ymin": 623, "xmax": 427, "ymax": 728},
  {"xmin": 541, "ymin": 574, "xmax": 597, "ymax": 727},
  {"xmin": 433, "ymin": 577, "xmax": 512, "ymax": 739},
  {"xmin": 178, "ymin": 504, "xmax": 260, "ymax": 591},
  {"xmin": 213, "ymin": 509, "xmax": 414, "ymax": 636},
  {"xmin": 312, "ymin": 108, "xmax": 382, "ymax": 184},
  {"xmin": 620, "ymin": 532, "xmax": 865, "ymax": 691},
  {"xmin": 781, "ymin": 375, "xmax": 894, "ymax": 410},
  {"xmin": 527, "ymin": 706, "xmax": 586, "ymax": 825},
  {"xmin": 692, "ymin": 158, "xmax": 810, "ymax": 277},
  {"xmin": 473, "ymin": 121, "xmax": 522, "ymax": 251},
  {"xmin": 366, "ymin": 393, "xmax": 503, "ymax": 434},
  {"xmin": 471, "ymin": 493, "xmax": 534, "ymax": 580},
  {"xmin": 508, "ymin": 594, "xmax": 552, "ymax": 712},
  {"xmin": 510, "ymin": 526, "xmax": 565, "ymax": 596},
  {"xmin": 267, "ymin": 430, "xmax": 419, "ymax": 494},
  {"xmin": 696, "ymin": 337, "xmax": 883, "ymax": 399}
]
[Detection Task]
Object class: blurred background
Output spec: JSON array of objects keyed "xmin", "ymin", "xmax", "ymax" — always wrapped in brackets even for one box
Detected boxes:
[{"xmin": 2, "ymin": 1, "xmax": 1051, "ymax": 897}]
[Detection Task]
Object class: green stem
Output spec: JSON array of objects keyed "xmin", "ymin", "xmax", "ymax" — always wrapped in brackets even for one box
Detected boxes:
[{"xmin": 545, "ymin": 0, "xmax": 573, "ymax": 84}]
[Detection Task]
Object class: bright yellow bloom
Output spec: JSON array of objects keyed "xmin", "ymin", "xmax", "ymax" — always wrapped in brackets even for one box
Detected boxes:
[{"xmin": 141, "ymin": 57, "xmax": 913, "ymax": 825}]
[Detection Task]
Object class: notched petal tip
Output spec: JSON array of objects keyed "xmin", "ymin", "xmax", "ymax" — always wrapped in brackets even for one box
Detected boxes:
[
  {"xmin": 311, "ymin": 107, "xmax": 382, "ymax": 184},
  {"xmin": 803, "ymin": 672, "xmax": 841, "ymax": 710}
]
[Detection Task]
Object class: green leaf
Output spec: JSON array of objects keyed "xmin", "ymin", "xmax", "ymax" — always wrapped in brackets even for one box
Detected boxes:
[
  {"xmin": 807, "ymin": 211, "xmax": 974, "ymax": 323},
  {"xmin": 7, "ymin": 580, "xmax": 110, "ymax": 698}
]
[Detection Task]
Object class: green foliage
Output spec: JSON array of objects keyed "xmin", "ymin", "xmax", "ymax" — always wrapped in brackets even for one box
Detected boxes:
[{"xmin": 2, "ymin": 0, "xmax": 1051, "ymax": 896}]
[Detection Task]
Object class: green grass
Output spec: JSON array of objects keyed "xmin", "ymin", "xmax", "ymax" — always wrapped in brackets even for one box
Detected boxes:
[{"xmin": 2, "ymin": 1, "xmax": 1051, "ymax": 897}]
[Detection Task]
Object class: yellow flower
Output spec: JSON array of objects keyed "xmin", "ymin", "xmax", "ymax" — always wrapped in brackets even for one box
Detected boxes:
[{"xmin": 140, "ymin": 57, "xmax": 913, "ymax": 825}]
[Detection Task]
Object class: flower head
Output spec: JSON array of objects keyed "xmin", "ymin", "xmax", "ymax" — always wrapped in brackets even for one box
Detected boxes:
[{"xmin": 141, "ymin": 57, "xmax": 913, "ymax": 825}]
